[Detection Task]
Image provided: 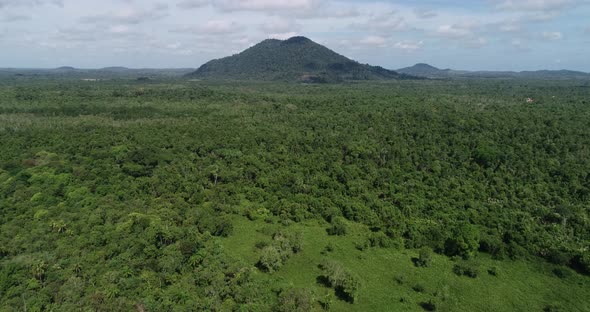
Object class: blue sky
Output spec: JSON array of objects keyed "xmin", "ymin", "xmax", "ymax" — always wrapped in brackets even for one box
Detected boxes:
[{"xmin": 0, "ymin": 0, "xmax": 589, "ymax": 71}]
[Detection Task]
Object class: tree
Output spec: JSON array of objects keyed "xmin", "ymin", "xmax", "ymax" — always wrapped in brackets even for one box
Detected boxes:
[
  {"xmin": 444, "ymin": 223, "xmax": 480, "ymax": 259},
  {"xmin": 326, "ymin": 217, "xmax": 347, "ymax": 236},
  {"xmin": 258, "ymin": 246, "xmax": 282, "ymax": 273}
]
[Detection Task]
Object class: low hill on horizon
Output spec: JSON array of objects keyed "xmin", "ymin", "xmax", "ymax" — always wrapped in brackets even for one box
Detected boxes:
[
  {"xmin": 398, "ymin": 63, "xmax": 590, "ymax": 80},
  {"xmin": 188, "ymin": 36, "xmax": 416, "ymax": 82}
]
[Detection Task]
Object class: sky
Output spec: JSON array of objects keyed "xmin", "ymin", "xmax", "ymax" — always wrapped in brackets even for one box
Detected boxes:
[{"xmin": 0, "ymin": 0, "xmax": 589, "ymax": 71}]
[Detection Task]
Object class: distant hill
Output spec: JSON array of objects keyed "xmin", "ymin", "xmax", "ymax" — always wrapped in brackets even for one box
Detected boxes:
[
  {"xmin": 397, "ymin": 63, "xmax": 590, "ymax": 80},
  {"xmin": 396, "ymin": 63, "xmax": 452, "ymax": 78},
  {"xmin": 0, "ymin": 68, "xmax": 194, "ymax": 79},
  {"xmin": 55, "ymin": 66, "xmax": 76, "ymax": 70},
  {"xmin": 100, "ymin": 66, "xmax": 129, "ymax": 71},
  {"xmin": 188, "ymin": 36, "xmax": 415, "ymax": 82}
]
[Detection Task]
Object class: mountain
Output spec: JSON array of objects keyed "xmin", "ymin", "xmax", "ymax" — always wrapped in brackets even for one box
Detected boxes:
[
  {"xmin": 397, "ymin": 63, "xmax": 452, "ymax": 78},
  {"xmin": 188, "ymin": 36, "xmax": 415, "ymax": 82},
  {"xmin": 397, "ymin": 63, "xmax": 590, "ymax": 80}
]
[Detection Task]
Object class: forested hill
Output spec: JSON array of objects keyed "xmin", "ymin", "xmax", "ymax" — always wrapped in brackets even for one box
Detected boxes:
[{"xmin": 187, "ymin": 36, "xmax": 415, "ymax": 82}]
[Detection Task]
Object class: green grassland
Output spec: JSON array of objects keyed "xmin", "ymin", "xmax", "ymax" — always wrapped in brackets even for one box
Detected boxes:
[
  {"xmin": 224, "ymin": 216, "xmax": 589, "ymax": 311},
  {"xmin": 0, "ymin": 78, "xmax": 589, "ymax": 311}
]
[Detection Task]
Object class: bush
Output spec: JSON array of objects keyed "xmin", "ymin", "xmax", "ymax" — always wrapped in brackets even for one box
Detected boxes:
[
  {"xmin": 552, "ymin": 268, "xmax": 571, "ymax": 279},
  {"xmin": 420, "ymin": 299, "xmax": 437, "ymax": 311},
  {"xmin": 394, "ymin": 274, "xmax": 407, "ymax": 285},
  {"xmin": 321, "ymin": 243, "xmax": 334, "ymax": 255},
  {"xmin": 546, "ymin": 249, "xmax": 571, "ymax": 266},
  {"xmin": 543, "ymin": 303, "xmax": 562, "ymax": 312},
  {"xmin": 327, "ymin": 217, "xmax": 347, "ymax": 236},
  {"xmin": 571, "ymin": 253, "xmax": 590, "ymax": 275},
  {"xmin": 453, "ymin": 263, "xmax": 479, "ymax": 278},
  {"xmin": 257, "ymin": 230, "xmax": 302, "ymax": 273},
  {"xmin": 487, "ymin": 266, "xmax": 498, "ymax": 276},
  {"xmin": 319, "ymin": 292, "xmax": 333, "ymax": 311},
  {"xmin": 412, "ymin": 284, "xmax": 425, "ymax": 293},
  {"xmin": 211, "ymin": 216, "xmax": 234, "ymax": 237},
  {"xmin": 355, "ymin": 240, "xmax": 370, "ymax": 251},
  {"xmin": 258, "ymin": 246, "xmax": 282, "ymax": 273},
  {"xmin": 319, "ymin": 260, "xmax": 361, "ymax": 303},
  {"xmin": 368, "ymin": 232, "xmax": 393, "ymax": 248},
  {"xmin": 414, "ymin": 247, "xmax": 433, "ymax": 267},
  {"xmin": 276, "ymin": 288, "xmax": 313, "ymax": 312},
  {"xmin": 444, "ymin": 223, "xmax": 480, "ymax": 259}
]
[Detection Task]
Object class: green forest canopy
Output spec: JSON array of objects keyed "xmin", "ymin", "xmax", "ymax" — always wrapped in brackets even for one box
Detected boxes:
[{"xmin": 0, "ymin": 78, "xmax": 589, "ymax": 311}]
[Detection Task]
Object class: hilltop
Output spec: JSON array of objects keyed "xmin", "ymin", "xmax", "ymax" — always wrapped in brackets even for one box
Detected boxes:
[{"xmin": 188, "ymin": 36, "xmax": 415, "ymax": 82}]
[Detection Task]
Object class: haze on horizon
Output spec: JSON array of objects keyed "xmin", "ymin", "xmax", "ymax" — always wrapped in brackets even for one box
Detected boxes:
[{"xmin": 1, "ymin": 0, "xmax": 589, "ymax": 72}]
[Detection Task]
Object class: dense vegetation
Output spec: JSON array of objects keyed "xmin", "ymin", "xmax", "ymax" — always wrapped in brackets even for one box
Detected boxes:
[
  {"xmin": 189, "ymin": 36, "xmax": 413, "ymax": 82},
  {"xmin": 0, "ymin": 78, "xmax": 589, "ymax": 311}
]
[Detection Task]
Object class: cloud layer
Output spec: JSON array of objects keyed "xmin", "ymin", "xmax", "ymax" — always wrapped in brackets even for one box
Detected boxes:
[{"xmin": 0, "ymin": 0, "xmax": 588, "ymax": 71}]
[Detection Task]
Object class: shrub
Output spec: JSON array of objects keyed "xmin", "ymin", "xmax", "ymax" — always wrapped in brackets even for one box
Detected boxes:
[
  {"xmin": 319, "ymin": 260, "xmax": 361, "ymax": 303},
  {"xmin": 571, "ymin": 253, "xmax": 590, "ymax": 275},
  {"xmin": 368, "ymin": 232, "xmax": 393, "ymax": 248},
  {"xmin": 276, "ymin": 288, "xmax": 313, "ymax": 312},
  {"xmin": 211, "ymin": 216, "xmax": 234, "ymax": 237},
  {"xmin": 394, "ymin": 274, "xmax": 407, "ymax": 285},
  {"xmin": 326, "ymin": 217, "xmax": 347, "ymax": 236},
  {"xmin": 552, "ymin": 268, "xmax": 571, "ymax": 279},
  {"xmin": 258, "ymin": 246, "xmax": 282, "ymax": 273},
  {"xmin": 414, "ymin": 247, "xmax": 433, "ymax": 267},
  {"xmin": 444, "ymin": 223, "xmax": 480, "ymax": 259},
  {"xmin": 319, "ymin": 292, "xmax": 333, "ymax": 311},
  {"xmin": 487, "ymin": 266, "xmax": 498, "ymax": 276},
  {"xmin": 257, "ymin": 230, "xmax": 303, "ymax": 273},
  {"xmin": 255, "ymin": 241, "xmax": 270, "ymax": 250},
  {"xmin": 321, "ymin": 243, "xmax": 334, "ymax": 255},
  {"xmin": 412, "ymin": 284, "xmax": 425, "ymax": 293},
  {"xmin": 543, "ymin": 303, "xmax": 562, "ymax": 312},
  {"xmin": 420, "ymin": 299, "xmax": 437, "ymax": 311},
  {"xmin": 453, "ymin": 263, "xmax": 479, "ymax": 278}
]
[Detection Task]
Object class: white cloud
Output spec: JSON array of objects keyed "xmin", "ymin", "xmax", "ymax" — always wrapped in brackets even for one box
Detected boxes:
[
  {"xmin": 172, "ymin": 19, "xmax": 242, "ymax": 35},
  {"xmin": 259, "ymin": 18, "xmax": 300, "ymax": 33},
  {"xmin": 414, "ymin": 8, "xmax": 437, "ymax": 19},
  {"xmin": 492, "ymin": 0, "xmax": 576, "ymax": 11},
  {"xmin": 350, "ymin": 12, "xmax": 407, "ymax": 33},
  {"xmin": 217, "ymin": 0, "xmax": 319, "ymax": 11},
  {"xmin": 268, "ymin": 32, "xmax": 299, "ymax": 40},
  {"xmin": 81, "ymin": 4, "xmax": 169, "ymax": 25},
  {"xmin": 0, "ymin": 0, "xmax": 62, "ymax": 8},
  {"xmin": 360, "ymin": 35, "xmax": 388, "ymax": 47},
  {"xmin": 496, "ymin": 19, "xmax": 522, "ymax": 32},
  {"xmin": 330, "ymin": 8, "xmax": 361, "ymax": 18},
  {"xmin": 542, "ymin": 31, "xmax": 563, "ymax": 40},
  {"xmin": 509, "ymin": 38, "xmax": 532, "ymax": 51},
  {"xmin": 490, "ymin": 0, "xmax": 589, "ymax": 21},
  {"xmin": 394, "ymin": 40, "xmax": 423, "ymax": 52},
  {"xmin": 0, "ymin": 14, "xmax": 31, "ymax": 22},
  {"xmin": 435, "ymin": 24, "xmax": 474, "ymax": 39},
  {"xmin": 468, "ymin": 37, "xmax": 488, "ymax": 48},
  {"xmin": 177, "ymin": 0, "xmax": 209, "ymax": 9}
]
